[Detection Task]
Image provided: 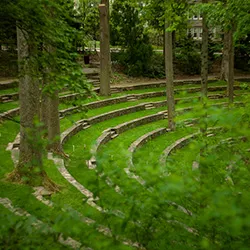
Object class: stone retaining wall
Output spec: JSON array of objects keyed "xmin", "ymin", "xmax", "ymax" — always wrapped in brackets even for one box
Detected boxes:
[
  {"xmin": 0, "ymin": 107, "xmax": 19, "ymax": 121},
  {"xmin": 60, "ymin": 122, "xmax": 84, "ymax": 145},
  {"xmin": 0, "ymin": 80, "xmax": 18, "ymax": 90},
  {"xmin": 95, "ymin": 130, "xmax": 112, "ymax": 152},
  {"xmin": 159, "ymin": 132, "xmax": 199, "ymax": 166},
  {"xmin": 88, "ymin": 104, "xmax": 146, "ymax": 125},
  {"xmin": 0, "ymin": 93, "xmax": 19, "ymax": 103},
  {"xmin": 112, "ymin": 111, "xmax": 167, "ymax": 135},
  {"xmin": 128, "ymin": 128, "xmax": 169, "ymax": 154}
]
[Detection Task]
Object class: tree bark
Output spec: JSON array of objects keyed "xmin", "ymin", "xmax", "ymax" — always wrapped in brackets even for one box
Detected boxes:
[
  {"xmin": 40, "ymin": 45, "xmax": 62, "ymax": 154},
  {"xmin": 201, "ymin": 0, "xmax": 209, "ymax": 98},
  {"xmin": 165, "ymin": 21, "xmax": 175, "ymax": 130},
  {"xmin": 13, "ymin": 27, "xmax": 43, "ymax": 185},
  {"xmin": 99, "ymin": 3, "xmax": 111, "ymax": 96},
  {"xmin": 228, "ymin": 28, "xmax": 234, "ymax": 104},
  {"xmin": 47, "ymin": 90, "xmax": 62, "ymax": 153},
  {"xmin": 101, "ymin": 0, "xmax": 112, "ymax": 77},
  {"xmin": 8, "ymin": 27, "xmax": 59, "ymax": 191},
  {"xmin": 220, "ymin": 31, "xmax": 229, "ymax": 81}
]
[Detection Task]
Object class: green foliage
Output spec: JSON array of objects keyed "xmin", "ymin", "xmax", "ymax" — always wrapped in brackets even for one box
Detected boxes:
[
  {"xmin": 0, "ymin": 208, "xmax": 68, "ymax": 250},
  {"xmin": 235, "ymin": 34, "xmax": 250, "ymax": 71},
  {"xmin": 2, "ymin": 0, "xmax": 92, "ymax": 96},
  {"xmin": 175, "ymin": 36, "xmax": 201, "ymax": 75},
  {"xmin": 111, "ymin": 0, "xmax": 154, "ymax": 77}
]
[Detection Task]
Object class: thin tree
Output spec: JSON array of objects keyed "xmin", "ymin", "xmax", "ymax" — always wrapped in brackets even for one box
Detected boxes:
[
  {"xmin": 227, "ymin": 26, "xmax": 234, "ymax": 103},
  {"xmin": 201, "ymin": 0, "xmax": 209, "ymax": 98},
  {"xmin": 220, "ymin": 30, "xmax": 229, "ymax": 81},
  {"xmin": 165, "ymin": 20, "xmax": 175, "ymax": 131},
  {"xmin": 99, "ymin": 1, "xmax": 111, "ymax": 96}
]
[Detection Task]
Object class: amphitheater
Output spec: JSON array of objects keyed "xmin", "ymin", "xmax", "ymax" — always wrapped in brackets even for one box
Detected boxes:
[{"xmin": 0, "ymin": 75, "xmax": 249, "ymax": 249}]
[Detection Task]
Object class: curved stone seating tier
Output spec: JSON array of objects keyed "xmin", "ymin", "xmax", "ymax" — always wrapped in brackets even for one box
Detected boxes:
[
  {"xmin": 0, "ymin": 93, "xmax": 19, "ymax": 103},
  {"xmin": 73, "ymin": 101, "xmax": 246, "ymax": 169},
  {"xmin": 125, "ymin": 128, "xmax": 170, "ymax": 185},
  {"xmin": 125, "ymin": 118, "xmax": 200, "ymax": 182},
  {"xmin": 159, "ymin": 127, "xmax": 224, "ymax": 167},
  {"xmin": 128, "ymin": 128, "xmax": 169, "ymax": 154},
  {"xmin": 1, "ymin": 76, "xmax": 249, "ymax": 92},
  {"xmin": 159, "ymin": 132, "xmax": 200, "ymax": 166},
  {"xmin": 87, "ymin": 110, "xmax": 169, "ymax": 169},
  {"xmin": 9, "ymin": 98, "xmax": 245, "ymax": 150},
  {"xmin": 109, "ymin": 80, "xmax": 246, "ymax": 93},
  {"xmin": 87, "ymin": 107, "xmax": 201, "ymax": 169},
  {"xmin": 0, "ymin": 79, "xmax": 18, "ymax": 90},
  {"xmin": 0, "ymin": 107, "xmax": 20, "ymax": 122},
  {"xmin": 1, "ymin": 78, "xmax": 245, "ymax": 104},
  {"xmin": 0, "ymin": 83, "xmax": 244, "ymax": 121}
]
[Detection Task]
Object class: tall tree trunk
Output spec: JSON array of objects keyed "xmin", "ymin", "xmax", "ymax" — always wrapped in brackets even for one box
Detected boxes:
[
  {"xmin": 8, "ymin": 27, "xmax": 59, "ymax": 191},
  {"xmin": 99, "ymin": 3, "xmax": 111, "ymax": 96},
  {"xmin": 201, "ymin": 0, "xmax": 209, "ymax": 98},
  {"xmin": 220, "ymin": 31, "xmax": 229, "ymax": 81},
  {"xmin": 10, "ymin": 27, "xmax": 43, "ymax": 185},
  {"xmin": 228, "ymin": 28, "xmax": 234, "ymax": 104},
  {"xmin": 41, "ymin": 46, "xmax": 62, "ymax": 154},
  {"xmin": 101, "ymin": 0, "xmax": 112, "ymax": 77},
  {"xmin": 163, "ymin": 27, "xmax": 166, "ymax": 63},
  {"xmin": 40, "ymin": 82, "xmax": 49, "ymax": 137},
  {"xmin": 47, "ymin": 90, "xmax": 62, "ymax": 153},
  {"xmin": 165, "ymin": 21, "xmax": 175, "ymax": 130}
]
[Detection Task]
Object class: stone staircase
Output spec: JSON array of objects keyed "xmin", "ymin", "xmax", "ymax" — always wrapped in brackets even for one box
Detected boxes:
[{"xmin": 83, "ymin": 60, "xmax": 100, "ymax": 88}]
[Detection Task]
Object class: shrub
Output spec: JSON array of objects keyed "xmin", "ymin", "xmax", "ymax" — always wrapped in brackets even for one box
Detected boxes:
[{"xmin": 175, "ymin": 36, "xmax": 201, "ymax": 75}]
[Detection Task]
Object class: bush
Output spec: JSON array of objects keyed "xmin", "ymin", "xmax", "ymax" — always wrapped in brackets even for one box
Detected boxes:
[
  {"xmin": 235, "ymin": 34, "xmax": 250, "ymax": 71},
  {"xmin": 175, "ymin": 36, "xmax": 201, "ymax": 75},
  {"xmin": 111, "ymin": 38, "xmax": 154, "ymax": 77},
  {"xmin": 145, "ymin": 52, "xmax": 165, "ymax": 78},
  {"xmin": 175, "ymin": 50, "xmax": 201, "ymax": 75},
  {"xmin": 0, "ymin": 50, "xmax": 18, "ymax": 77}
]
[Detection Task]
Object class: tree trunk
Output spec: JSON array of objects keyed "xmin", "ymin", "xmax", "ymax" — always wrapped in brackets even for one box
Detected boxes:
[
  {"xmin": 99, "ymin": 3, "xmax": 111, "ymax": 96},
  {"xmin": 11, "ymin": 27, "xmax": 43, "ymax": 185},
  {"xmin": 163, "ymin": 27, "xmax": 166, "ymax": 63},
  {"xmin": 220, "ymin": 31, "xmax": 229, "ymax": 81},
  {"xmin": 101, "ymin": 0, "xmax": 112, "ymax": 77},
  {"xmin": 8, "ymin": 27, "xmax": 58, "ymax": 191},
  {"xmin": 40, "ymin": 46, "xmax": 62, "ymax": 154},
  {"xmin": 40, "ymin": 82, "xmax": 49, "ymax": 137},
  {"xmin": 201, "ymin": 0, "xmax": 209, "ymax": 98},
  {"xmin": 165, "ymin": 21, "xmax": 175, "ymax": 130},
  {"xmin": 47, "ymin": 90, "xmax": 62, "ymax": 153},
  {"xmin": 228, "ymin": 28, "xmax": 234, "ymax": 104}
]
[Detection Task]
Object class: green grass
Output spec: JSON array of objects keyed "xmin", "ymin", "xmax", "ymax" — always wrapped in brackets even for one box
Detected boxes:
[
  {"xmin": 0, "ymin": 121, "xmax": 133, "ymax": 250},
  {"xmin": 0, "ymin": 80, "xmax": 249, "ymax": 249},
  {"xmin": 0, "ymin": 87, "xmax": 18, "ymax": 95},
  {"xmin": 0, "ymin": 101, "xmax": 19, "ymax": 113}
]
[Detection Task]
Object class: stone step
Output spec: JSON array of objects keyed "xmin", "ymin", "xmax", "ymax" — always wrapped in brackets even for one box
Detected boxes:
[
  {"xmin": 145, "ymin": 103, "xmax": 154, "ymax": 110},
  {"xmin": 92, "ymin": 82, "xmax": 100, "ymax": 88},
  {"xmin": 87, "ymin": 79, "xmax": 99, "ymax": 83},
  {"xmin": 111, "ymin": 88, "xmax": 120, "ymax": 94},
  {"xmin": 2, "ymin": 99, "xmax": 12, "ymax": 103},
  {"xmin": 82, "ymin": 122, "xmax": 91, "ymax": 129},
  {"xmin": 89, "ymin": 62, "xmax": 100, "ymax": 68},
  {"xmin": 127, "ymin": 96, "xmax": 137, "ymax": 102},
  {"xmin": 88, "ymin": 75, "xmax": 100, "ymax": 80},
  {"xmin": 87, "ymin": 156, "xmax": 97, "ymax": 169},
  {"xmin": 206, "ymin": 133, "xmax": 214, "ymax": 137},
  {"xmin": 110, "ymin": 130, "xmax": 118, "ymax": 139}
]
